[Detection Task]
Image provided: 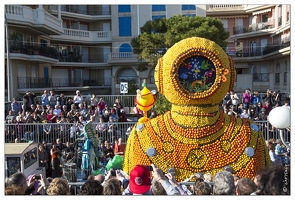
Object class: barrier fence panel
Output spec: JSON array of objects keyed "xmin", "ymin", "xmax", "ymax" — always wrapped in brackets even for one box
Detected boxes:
[
  {"xmin": 4, "ymin": 122, "xmax": 137, "ymax": 144},
  {"xmin": 4, "ymin": 121, "xmax": 289, "ymax": 145}
]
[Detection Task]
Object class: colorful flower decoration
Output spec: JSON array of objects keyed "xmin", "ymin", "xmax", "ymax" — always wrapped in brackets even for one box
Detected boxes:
[{"xmin": 123, "ymin": 37, "xmax": 271, "ymax": 181}]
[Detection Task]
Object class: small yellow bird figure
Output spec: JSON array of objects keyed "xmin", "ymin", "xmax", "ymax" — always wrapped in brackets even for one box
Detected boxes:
[
  {"xmin": 194, "ymin": 69, "xmax": 200, "ymax": 74},
  {"xmin": 135, "ymin": 85, "xmax": 156, "ymax": 122}
]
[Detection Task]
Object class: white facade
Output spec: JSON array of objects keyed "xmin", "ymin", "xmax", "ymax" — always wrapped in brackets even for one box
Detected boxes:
[{"xmin": 4, "ymin": 4, "xmax": 290, "ymax": 101}]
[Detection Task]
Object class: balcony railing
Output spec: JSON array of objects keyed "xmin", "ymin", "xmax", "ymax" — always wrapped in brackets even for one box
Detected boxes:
[
  {"xmin": 17, "ymin": 77, "xmax": 112, "ymax": 89},
  {"xmin": 47, "ymin": 5, "xmax": 111, "ymax": 15},
  {"xmin": 58, "ymin": 53, "xmax": 108, "ymax": 63},
  {"xmin": 117, "ymin": 77, "xmax": 137, "ymax": 84},
  {"xmin": 5, "ymin": 5, "xmax": 63, "ymax": 35},
  {"xmin": 7, "ymin": 42, "xmax": 58, "ymax": 59},
  {"xmin": 57, "ymin": 52, "xmax": 140, "ymax": 64},
  {"xmin": 233, "ymin": 20, "xmax": 275, "ymax": 35},
  {"xmin": 263, "ymin": 35, "xmax": 290, "ymax": 55},
  {"xmin": 227, "ymin": 47, "xmax": 263, "ymax": 57},
  {"xmin": 110, "ymin": 52, "xmax": 137, "ymax": 59},
  {"xmin": 253, "ymin": 73, "xmax": 269, "ymax": 82},
  {"xmin": 226, "ymin": 37, "xmax": 290, "ymax": 58},
  {"xmin": 107, "ymin": 52, "xmax": 140, "ymax": 63},
  {"xmin": 52, "ymin": 28, "xmax": 112, "ymax": 42},
  {"xmin": 206, "ymin": 5, "xmax": 243, "ymax": 10}
]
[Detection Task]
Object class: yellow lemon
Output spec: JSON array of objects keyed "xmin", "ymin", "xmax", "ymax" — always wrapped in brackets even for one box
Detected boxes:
[{"xmin": 136, "ymin": 87, "xmax": 155, "ymax": 112}]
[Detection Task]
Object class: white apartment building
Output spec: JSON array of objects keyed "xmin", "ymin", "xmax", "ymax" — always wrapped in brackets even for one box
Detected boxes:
[{"xmin": 4, "ymin": 4, "xmax": 290, "ymax": 101}]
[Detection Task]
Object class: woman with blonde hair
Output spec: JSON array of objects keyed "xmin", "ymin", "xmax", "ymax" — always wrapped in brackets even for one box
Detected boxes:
[
  {"xmin": 103, "ymin": 178, "xmax": 122, "ymax": 195},
  {"xmin": 46, "ymin": 178, "xmax": 70, "ymax": 195}
]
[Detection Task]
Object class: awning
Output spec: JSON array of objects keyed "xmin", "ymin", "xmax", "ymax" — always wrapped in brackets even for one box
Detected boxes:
[
  {"xmin": 216, "ymin": 15, "xmax": 248, "ymax": 19},
  {"xmin": 253, "ymin": 8, "xmax": 271, "ymax": 15},
  {"xmin": 270, "ymin": 24, "xmax": 290, "ymax": 37},
  {"xmin": 234, "ymin": 63, "xmax": 248, "ymax": 69}
]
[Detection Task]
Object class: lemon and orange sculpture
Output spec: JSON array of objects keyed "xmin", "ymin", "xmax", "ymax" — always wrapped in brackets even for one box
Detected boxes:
[
  {"xmin": 135, "ymin": 84, "xmax": 156, "ymax": 122},
  {"xmin": 123, "ymin": 37, "xmax": 271, "ymax": 181}
]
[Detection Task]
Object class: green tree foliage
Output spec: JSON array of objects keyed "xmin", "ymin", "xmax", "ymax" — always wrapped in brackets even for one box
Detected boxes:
[
  {"xmin": 153, "ymin": 93, "xmax": 172, "ymax": 115},
  {"xmin": 131, "ymin": 15, "xmax": 229, "ymax": 66},
  {"xmin": 131, "ymin": 15, "xmax": 229, "ymax": 113}
]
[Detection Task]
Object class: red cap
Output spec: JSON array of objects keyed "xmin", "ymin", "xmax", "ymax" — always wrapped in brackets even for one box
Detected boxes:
[{"xmin": 129, "ymin": 165, "xmax": 151, "ymax": 194}]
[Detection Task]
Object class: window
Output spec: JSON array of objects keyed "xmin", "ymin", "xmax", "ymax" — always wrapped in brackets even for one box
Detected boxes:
[
  {"xmin": 287, "ymin": 5, "xmax": 290, "ymax": 22},
  {"xmin": 6, "ymin": 157, "xmax": 21, "ymax": 177},
  {"xmin": 275, "ymin": 64, "xmax": 280, "ymax": 84},
  {"xmin": 119, "ymin": 43, "xmax": 132, "ymax": 58},
  {"xmin": 152, "ymin": 5, "xmax": 165, "ymax": 11},
  {"xmin": 24, "ymin": 147, "xmax": 38, "ymax": 169},
  {"xmin": 275, "ymin": 73, "xmax": 280, "ymax": 83},
  {"xmin": 235, "ymin": 42, "xmax": 243, "ymax": 57},
  {"xmin": 119, "ymin": 16, "xmax": 131, "ymax": 36},
  {"xmin": 118, "ymin": 5, "xmax": 131, "ymax": 12},
  {"xmin": 221, "ymin": 19, "xmax": 229, "ymax": 32},
  {"xmin": 152, "ymin": 15, "xmax": 165, "ymax": 20},
  {"xmin": 26, "ymin": 36, "xmax": 34, "ymax": 45},
  {"xmin": 284, "ymin": 72, "xmax": 288, "ymax": 83},
  {"xmin": 150, "ymin": 68, "xmax": 155, "ymax": 84},
  {"xmin": 117, "ymin": 68, "xmax": 136, "ymax": 84},
  {"xmin": 119, "ymin": 43, "xmax": 132, "ymax": 52},
  {"xmin": 182, "ymin": 5, "xmax": 196, "ymax": 10},
  {"xmin": 262, "ymin": 14, "xmax": 268, "ymax": 23},
  {"xmin": 278, "ymin": 5, "xmax": 282, "ymax": 26},
  {"xmin": 183, "ymin": 14, "xmax": 196, "ymax": 17},
  {"xmin": 40, "ymin": 39, "xmax": 47, "ymax": 47}
]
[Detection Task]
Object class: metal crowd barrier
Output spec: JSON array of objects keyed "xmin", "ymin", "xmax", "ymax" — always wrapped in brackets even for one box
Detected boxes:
[
  {"xmin": 4, "ymin": 121, "xmax": 290, "ymax": 145},
  {"xmin": 4, "ymin": 122, "xmax": 136, "ymax": 144}
]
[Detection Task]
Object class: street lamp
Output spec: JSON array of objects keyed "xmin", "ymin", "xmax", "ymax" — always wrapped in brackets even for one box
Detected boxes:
[{"xmin": 268, "ymin": 106, "xmax": 291, "ymax": 149}]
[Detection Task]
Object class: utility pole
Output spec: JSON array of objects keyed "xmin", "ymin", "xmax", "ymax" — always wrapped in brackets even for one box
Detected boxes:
[{"xmin": 5, "ymin": 14, "xmax": 12, "ymax": 102}]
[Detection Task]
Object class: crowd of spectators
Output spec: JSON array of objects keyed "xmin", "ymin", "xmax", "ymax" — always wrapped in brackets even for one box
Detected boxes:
[
  {"xmin": 4, "ymin": 89, "xmax": 291, "ymax": 196},
  {"xmin": 221, "ymin": 88, "xmax": 290, "ymax": 136},
  {"xmin": 222, "ymin": 88, "xmax": 290, "ymax": 119},
  {"xmin": 5, "ymin": 163, "xmax": 290, "ymax": 195},
  {"xmin": 5, "ymin": 90, "xmax": 128, "ymax": 143}
]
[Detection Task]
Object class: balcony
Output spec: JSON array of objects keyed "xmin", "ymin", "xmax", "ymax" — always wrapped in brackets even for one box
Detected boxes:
[
  {"xmin": 51, "ymin": 28, "xmax": 112, "ymax": 43},
  {"xmin": 233, "ymin": 20, "xmax": 275, "ymax": 35},
  {"xmin": 263, "ymin": 36, "xmax": 290, "ymax": 55},
  {"xmin": 226, "ymin": 38, "xmax": 290, "ymax": 58},
  {"xmin": 6, "ymin": 42, "xmax": 59, "ymax": 62},
  {"xmin": 57, "ymin": 53, "xmax": 108, "ymax": 63},
  {"xmin": 47, "ymin": 5, "xmax": 111, "ymax": 16},
  {"xmin": 5, "ymin": 5, "xmax": 63, "ymax": 35},
  {"xmin": 206, "ymin": 5, "xmax": 244, "ymax": 10},
  {"xmin": 17, "ymin": 77, "xmax": 112, "ymax": 89},
  {"xmin": 108, "ymin": 52, "xmax": 139, "ymax": 64},
  {"xmin": 253, "ymin": 73, "xmax": 269, "ymax": 82}
]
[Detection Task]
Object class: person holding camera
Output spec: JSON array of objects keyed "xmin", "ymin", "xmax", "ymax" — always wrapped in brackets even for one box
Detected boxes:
[
  {"xmin": 242, "ymin": 88, "xmax": 252, "ymax": 113},
  {"xmin": 5, "ymin": 172, "xmax": 49, "ymax": 195},
  {"xmin": 73, "ymin": 90, "xmax": 83, "ymax": 109},
  {"xmin": 23, "ymin": 90, "xmax": 36, "ymax": 112},
  {"xmin": 48, "ymin": 91, "xmax": 57, "ymax": 109}
]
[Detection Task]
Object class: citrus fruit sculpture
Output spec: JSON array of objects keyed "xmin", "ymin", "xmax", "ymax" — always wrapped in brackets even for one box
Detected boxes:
[
  {"xmin": 123, "ymin": 37, "xmax": 271, "ymax": 181},
  {"xmin": 135, "ymin": 83, "xmax": 156, "ymax": 123}
]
